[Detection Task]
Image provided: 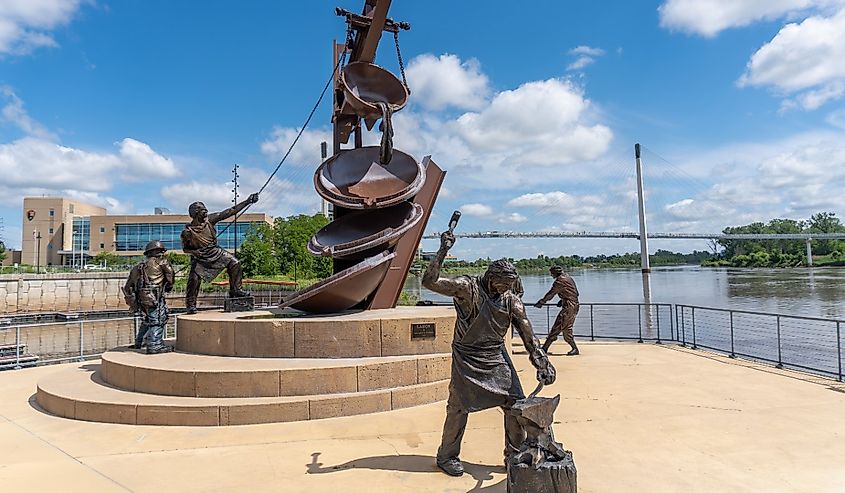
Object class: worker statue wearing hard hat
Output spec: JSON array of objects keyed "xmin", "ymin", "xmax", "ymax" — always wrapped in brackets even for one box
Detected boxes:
[{"xmin": 123, "ymin": 240, "xmax": 176, "ymax": 354}]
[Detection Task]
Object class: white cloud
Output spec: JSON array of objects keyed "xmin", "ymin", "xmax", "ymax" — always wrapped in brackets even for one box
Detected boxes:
[
  {"xmin": 118, "ymin": 138, "xmax": 179, "ymax": 179},
  {"xmin": 267, "ymin": 56, "xmax": 614, "ymax": 191},
  {"xmin": 0, "ymin": 137, "xmax": 120, "ymax": 191},
  {"xmin": 497, "ymin": 213, "xmax": 527, "ymax": 224},
  {"xmin": 0, "ymin": 0, "xmax": 85, "ymax": 55},
  {"xmin": 405, "ymin": 54, "xmax": 490, "ymax": 111},
  {"xmin": 569, "ymin": 46, "xmax": 605, "ymax": 57},
  {"xmin": 646, "ymin": 131, "xmax": 845, "ymax": 231},
  {"xmin": 739, "ymin": 9, "xmax": 845, "ymax": 110},
  {"xmin": 161, "ymin": 168, "xmax": 320, "ymax": 220},
  {"xmin": 657, "ymin": 0, "xmax": 843, "ymax": 37},
  {"xmin": 160, "ymin": 181, "xmax": 234, "ymax": 213},
  {"xmin": 63, "ymin": 190, "xmax": 133, "ymax": 214},
  {"xmin": 459, "ymin": 203, "xmax": 494, "ymax": 217},
  {"xmin": 259, "ymin": 126, "xmax": 332, "ymax": 167},
  {"xmin": 0, "ymin": 86, "xmax": 57, "ymax": 140},
  {"xmin": 566, "ymin": 46, "xmax": 605, "ymax": 71}
]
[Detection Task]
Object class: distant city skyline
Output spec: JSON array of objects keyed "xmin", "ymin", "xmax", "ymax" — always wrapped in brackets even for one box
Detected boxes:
[{"xmin": 1, "ymin": 1, "xmax": 844, "ymax": 260}]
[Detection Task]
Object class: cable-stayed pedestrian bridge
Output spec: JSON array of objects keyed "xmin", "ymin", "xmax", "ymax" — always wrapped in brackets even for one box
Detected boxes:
[{"xmin": 422, "ymin": 231, "xmax": 845, "ymax": 240}]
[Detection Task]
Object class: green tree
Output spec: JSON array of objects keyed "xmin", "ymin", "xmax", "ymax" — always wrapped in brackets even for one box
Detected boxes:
[
  {"xmin": 807, "ymin": 212, "xmax": 845, "ymax": 255},
  {"xmin": 0, "ymin": 241, "xmax": 6, "ymax": 263},
  {"xmin": 272, "ymin": 214, "xmax": 331, "ymax": 279},
  {"xmin": 237, "ymin": 223, "xmax": 279, "ymax": 276},
  {"xmin": 91, "ymin": 251, "xmax": 120, "ymax": 266}
]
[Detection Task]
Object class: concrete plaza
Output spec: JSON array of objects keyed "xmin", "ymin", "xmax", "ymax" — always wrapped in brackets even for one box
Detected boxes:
[{"xmin": 2, "ymin": 341, "xmax": 845, "ymax": 492}]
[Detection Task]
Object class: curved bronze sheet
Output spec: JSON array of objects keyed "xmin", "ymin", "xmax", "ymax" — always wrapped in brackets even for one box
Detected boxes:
[
  {"xmin": 341, "ymin": 62, "xmax": 408, "ymax": 119},
  {"xmin": 315, "ymin": 146, "xmax": 424, "ymax": 209},
  {"xmin": 308, "ymin": 202, "xmax": 423, "ymax": 260},
  {"xmin": 279, "ymin": 251, "xmax": 395, "ymax": 313}
]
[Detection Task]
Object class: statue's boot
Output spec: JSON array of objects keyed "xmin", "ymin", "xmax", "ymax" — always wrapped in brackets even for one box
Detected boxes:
[
  {"xmin": 147, "ymin": 344, "xmax": 173, "ymax": 355},
  {"xmin": 436, "ymin": 458, "xmax": 464, "ymax": 477},
  {"xmin": 566, "ymin": 346, "xmax": 580, "ymax": 356},
  {"xmin": 227, "ymin": 261, "xmax": 248, "ymax": 298}
]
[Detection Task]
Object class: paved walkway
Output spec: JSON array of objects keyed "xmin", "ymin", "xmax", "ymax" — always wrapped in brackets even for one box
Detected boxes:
[{"xmin": 2, "ymin": 342, "xmax": 845, "ymax": 492}]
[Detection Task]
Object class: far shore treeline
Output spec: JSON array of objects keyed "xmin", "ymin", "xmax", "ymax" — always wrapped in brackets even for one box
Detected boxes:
[{"xmin": 228, "ymin": 211, "xmax": 845, "ymax": 279}]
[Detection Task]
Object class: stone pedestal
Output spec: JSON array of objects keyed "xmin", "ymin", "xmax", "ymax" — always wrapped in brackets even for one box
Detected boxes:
[
  {"xmin": 36, "ymin": 307, "xmax": 458, "ymax": 426},
  {"xmin": 507, "ymin": 451, "xmax": 577, "ymax": 493}
]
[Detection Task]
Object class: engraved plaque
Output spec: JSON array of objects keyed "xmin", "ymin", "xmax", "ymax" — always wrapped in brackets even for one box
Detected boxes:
[{"xmin": 411, "ymin": 322, "xmax": 436, "ymax": 339}]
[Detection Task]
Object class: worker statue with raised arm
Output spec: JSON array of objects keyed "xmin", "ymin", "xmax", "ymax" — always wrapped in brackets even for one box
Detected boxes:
[
  {"xmin": 534, "ymin": 265, "xmax": 580, "ymax": 356},
  {"xmin": 181, "ymin": 192, "xmax": 259, "ymax": 314},
  {"xmin": 423, "ymin": 228, "xmax": 556, "ymax": 477}
]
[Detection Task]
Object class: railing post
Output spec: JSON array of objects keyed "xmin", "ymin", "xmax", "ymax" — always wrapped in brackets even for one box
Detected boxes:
[
  {"xmin": 656, "ymin": 305, "xmax": 662, "ymax": 344},
  {"xmin": 669, "ymin": 304, "xmax": 675, "ymax": 342},
  {"xmin": 637, "ymin": 305, "xmax": 643, "ymax": 343},
  {"xmin": 79, "ymin": 320, "xmax": 85, "ymax": 361},
  {"xmin": 589, "ymin": 305, "xmax": 594, "ymax": 341},
  {"xmin": 837, "ymin": 321, "xmax": 842, "ymax": 382},
  {"xmin": 729, "ymin": 311, "xmax": 736, "ymax": 358},
  {"xmin": 680, "ymin": 306, "xmax": 686, "ymax": 347},
  {"xmin": 546, "ymin": 305, "xmax": 551, "ymax": 335},
  {"xmin": 776, "ymin": 315, "xmax": 783, "ymax": 369},
  {"xmin": 14, "ymin": 326, "xmax": 21, "ymax": 369},
  {"xmin": 691, "ymin": 307, "xmax": 697, "ymax": 349}
]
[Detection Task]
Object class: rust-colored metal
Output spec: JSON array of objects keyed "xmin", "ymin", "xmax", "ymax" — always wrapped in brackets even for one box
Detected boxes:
[
  {"xmin": 280, "ymin": 251, "xmax": 395, "ymax": 313},
  {"xmin": 315, "ymin": 146, "xmax": 424, "ymax": 209},
  {"xmin": 308, "ymin": 202, "xmax": 423, "ymax": 260},
  {"xmin": 369, "ymin": 157, "xmax": 445, "ymax": 309},
  {"xmin": 352, "ymin": 0, "xmax": 391, "ymax": 64},
  {"xmin": 341, "ymin": 62, "xmax": 408, "ymax": 120}
]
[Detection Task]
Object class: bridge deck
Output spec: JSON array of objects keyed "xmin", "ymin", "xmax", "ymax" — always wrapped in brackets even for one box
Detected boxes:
[{"xmin": 2, "ymin": 342, "xmax": 844, "ymax": 492}]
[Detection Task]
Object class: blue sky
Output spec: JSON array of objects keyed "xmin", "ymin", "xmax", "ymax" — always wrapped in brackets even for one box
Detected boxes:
[{"xmin": 2, "ymin": 0, "xmax": 845, "ymax": 260}]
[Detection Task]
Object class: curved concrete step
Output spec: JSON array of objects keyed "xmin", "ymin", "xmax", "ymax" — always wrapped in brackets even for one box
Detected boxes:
[
  {"xmin": 175, "ymin": 307, "xmax": 455, "ymax": 358},
  {"xmin": 36, "ymin": 365, "xmax": 449, "ymax": 426},
  {"xmin": 100, "ymin": 349, "xmax": 451, "ymax": 398}
]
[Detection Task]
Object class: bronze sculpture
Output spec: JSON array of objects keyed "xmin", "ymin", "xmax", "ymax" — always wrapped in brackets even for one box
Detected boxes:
[
  {"xmin": 534, "ymin": 266, "xmax": 580, "ymax": 356},
  {"xmin": 423, "ymin": 221, "xmax": 556, "ymax": 477},
  {"xmin": 507, "ymin": 385, "xmax": 577, "ymax": 493},
  {"xmin": 181, "ymin": 193, "xmax": 258, "ymax": 314},
  {"xmin": 123, "ymin": 240, "xmax": 175, "ymax": 354}
]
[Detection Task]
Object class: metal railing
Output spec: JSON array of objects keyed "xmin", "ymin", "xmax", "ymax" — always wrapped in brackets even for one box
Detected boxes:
[
  {"xmin": 3, "ymin": 300, "xmax": 843, "ymax": 383},
  {"xmin": 0, "ymin": 315, "xmax": 178, "ymax": 369},
  {"xmin": 676, "ymin": 304, "xmax": 844, "ymax": 381},
  {"xmin": 531, "ymin": 302, "xmax": 673, "ymax": 343}
]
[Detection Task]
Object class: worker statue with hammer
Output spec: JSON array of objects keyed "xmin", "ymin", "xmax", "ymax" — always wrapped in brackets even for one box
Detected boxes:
[
  {"xmin": 423, "ymin": 212, "xmax": 556, "ymax": 477},
  {"xmin": 181, "ymin": 192, "xmax": 259, "ymax": 314}
]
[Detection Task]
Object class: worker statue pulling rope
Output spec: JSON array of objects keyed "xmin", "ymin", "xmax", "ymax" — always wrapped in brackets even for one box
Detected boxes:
[{"xmin": 181, "ymin": 192, "xmax": 259, "ymax": 314}]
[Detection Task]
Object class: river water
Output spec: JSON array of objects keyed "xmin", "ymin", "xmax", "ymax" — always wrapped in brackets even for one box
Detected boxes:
[{"xmin": 404, "ymin": 266, "xmax": 845, "ymax": 321}]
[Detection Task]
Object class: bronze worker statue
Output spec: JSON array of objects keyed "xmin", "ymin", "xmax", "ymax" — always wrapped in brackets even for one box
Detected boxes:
[
  {"xmin": 422, "ymin": 226, "xmax": 556, "ymax": 477},
  {"xmin": 534, "ymin": 266, "xmax": 580, "ymax": 356},
  {"xmin": 181, "ymin": 193, "xmax": 258, "ymax": 314},
  {"xmin": 123, "ymin": 240, "xmax": 175, "ymax": 354}
]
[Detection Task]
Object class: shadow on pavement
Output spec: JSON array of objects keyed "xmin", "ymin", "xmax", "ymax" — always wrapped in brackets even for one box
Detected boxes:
[{"xmin": 307, "ymin": 452, "xmax": 506, "ymax": 492}]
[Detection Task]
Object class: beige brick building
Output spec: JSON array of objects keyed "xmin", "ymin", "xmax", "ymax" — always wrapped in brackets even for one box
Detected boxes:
[{"xmin": 20, "ymin": 197, "xmax": 271, "ymax": 266}]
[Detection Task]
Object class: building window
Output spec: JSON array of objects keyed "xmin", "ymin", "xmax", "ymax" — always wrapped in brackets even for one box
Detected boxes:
[
  {"xmin": 100, "ymin": 227, "xmax": 105, "ymax": 233},
  {"xmin": 72, "ymin": 217, "xmax": 91, "ymax": 251},
  {"xmin": 100, "ymin": 243, "xmax": 105, "ymax": 249},
  {"xmin": 69, "ymin": 204, "xmax": 75, "ymax": 213},
  {"xmin": 49, "ymin": 209, "xmax": 55, "ymax": 217},
  {"xmin": 114, "ymin": 222, "xmax": 260, "ymax": 251},
  {"xmin": 49, "ymin": 228, "xmax": 54, "ymax": 234}
]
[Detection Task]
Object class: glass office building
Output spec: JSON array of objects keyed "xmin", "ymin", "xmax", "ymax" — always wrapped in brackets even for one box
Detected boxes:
[{"xmin": 115, "ymin": 222, "xmax": 260, "ymax": 252}]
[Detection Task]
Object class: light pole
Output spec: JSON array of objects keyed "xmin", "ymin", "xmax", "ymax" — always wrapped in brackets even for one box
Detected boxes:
[
  {"xmin": 36, "ymin": 232, "xmax": 42, "ymax": 274},
  {"xmin": 231, "ymin": 163, "xmax": 240, "ymax": 255}
]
